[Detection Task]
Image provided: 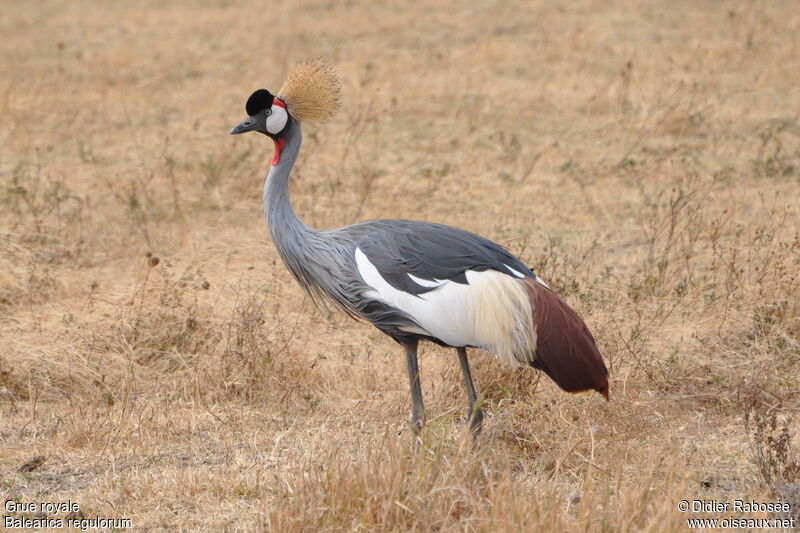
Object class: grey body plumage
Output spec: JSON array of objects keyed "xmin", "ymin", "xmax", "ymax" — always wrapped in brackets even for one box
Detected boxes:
[
  {"xmin": 265, "ymin": 116, "xmax": 540, "ymax": 345},
  {"xmin": 232, "ymin": 63, "xmax": 609, "ymax": 439}
]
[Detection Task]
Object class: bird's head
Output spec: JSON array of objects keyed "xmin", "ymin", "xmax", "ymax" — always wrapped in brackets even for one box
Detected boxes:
[
  {"xmin": 230, "ymin": 59, "xmax": 341, "ymax": 165},
  {"xmin": 230, "ymin": 89, "xmax": 290, "ymax": 138}
]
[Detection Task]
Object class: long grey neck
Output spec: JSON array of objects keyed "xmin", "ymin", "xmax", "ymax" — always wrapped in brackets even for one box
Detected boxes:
[
  {"xmin": 263, "ymin": 120, "xmax": 312, "ymax": 251},
  {"xmin": 260, "ymin": 114, "xmax": 364, "ymax": 319}
]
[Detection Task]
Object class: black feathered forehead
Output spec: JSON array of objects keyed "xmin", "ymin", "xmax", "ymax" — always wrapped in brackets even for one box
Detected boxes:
[{"xmin": 246, "ymin": 89, "xmax": 274, "ymax": 116}]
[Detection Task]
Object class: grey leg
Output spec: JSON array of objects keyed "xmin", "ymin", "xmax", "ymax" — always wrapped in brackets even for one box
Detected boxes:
[
  {"xmin": 456, "ymin": 347, "xmax": 484, "ymax": 437},
  {"xmin": 403, "ymin": 340, "xmax": 425, "ymax": 437}
]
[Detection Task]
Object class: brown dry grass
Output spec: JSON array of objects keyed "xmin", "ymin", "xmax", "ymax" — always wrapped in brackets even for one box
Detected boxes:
[{"xmin": 1, "ymin": 0, "xmax": 799, "ymax": 531}]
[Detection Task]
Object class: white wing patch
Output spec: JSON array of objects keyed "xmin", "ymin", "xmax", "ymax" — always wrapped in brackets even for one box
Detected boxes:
[
  {"xmin": 355, "ymin": 247, "xmax": 537, "ymax": 366},
  {"xmin": 532, "ymin": 275, "xmax": 550, "ymax": 289},
  {"xmin": 408, "ymin": 273, "xmax": 444, "ymax": 288},
  {"xmin": 503, "ymin": 263, "xmax": 550, "ymax": 288},
  {"xmin": 503, "ymin": 264, "xmax": 526, "ymax": 278}
]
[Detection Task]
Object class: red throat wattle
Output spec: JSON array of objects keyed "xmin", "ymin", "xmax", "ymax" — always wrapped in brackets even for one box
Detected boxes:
[
  {"xmin": 272, "ymin": 137, "xmax": 285, "ymax": 166},
  {"xmin": 271, "ymin": 96, "xmax": 287, "ymax": 165}
]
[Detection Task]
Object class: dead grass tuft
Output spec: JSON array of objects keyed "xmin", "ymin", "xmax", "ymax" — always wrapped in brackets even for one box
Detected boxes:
[{"xmin": 743, "ymin": 391, "xmax": 800, "ymax": 522}]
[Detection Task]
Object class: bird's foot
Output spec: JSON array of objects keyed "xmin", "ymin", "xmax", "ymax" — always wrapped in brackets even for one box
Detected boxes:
[
  {"xmin": 409, "ymin": 414, "xmax": 425, "ymax": 449},
  {"xmin": 465, "ymin": 407, "xmax": 484, "ymax": 440}
]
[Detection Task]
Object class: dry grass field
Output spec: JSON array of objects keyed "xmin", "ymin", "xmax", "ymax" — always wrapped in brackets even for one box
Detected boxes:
[{"xmin": 2, "ymin": 0, "xmax": 800, "ymax": 531}]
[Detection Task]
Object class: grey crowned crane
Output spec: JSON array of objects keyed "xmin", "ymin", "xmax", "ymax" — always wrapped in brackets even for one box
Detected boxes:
[{"xmin": 230, "ymin": 60, "xmax": 609, "ymax": 437}]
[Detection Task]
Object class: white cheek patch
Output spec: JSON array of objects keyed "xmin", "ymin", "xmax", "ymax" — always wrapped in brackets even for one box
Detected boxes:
[{"xmin": 266, "ymin": 106, "xmax": 288, "ymax": 135}]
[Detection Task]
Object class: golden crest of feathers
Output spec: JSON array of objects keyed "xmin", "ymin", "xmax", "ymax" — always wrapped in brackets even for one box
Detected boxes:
[{"xmin": 278, "ymin": 59, "xmax": 341, "ymax": 127}]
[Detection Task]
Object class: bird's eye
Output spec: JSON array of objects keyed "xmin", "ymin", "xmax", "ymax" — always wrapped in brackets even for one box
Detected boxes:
[{"xmin": 265, "ymin": 109, "xmax": 272, "ymax": 117}]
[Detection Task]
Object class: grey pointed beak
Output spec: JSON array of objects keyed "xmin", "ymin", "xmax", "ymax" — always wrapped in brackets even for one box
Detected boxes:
[{"xmin": 230, "ymin": 116, "xmax": 257, "ymax": 135}]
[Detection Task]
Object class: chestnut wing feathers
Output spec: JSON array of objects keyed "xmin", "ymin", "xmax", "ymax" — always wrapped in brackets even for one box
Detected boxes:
[
  {"xmin": 522, "ymin": 278, "xmax": 609, "ymax": 398},
  {"xmin": 338, "ymin": 219, "xmax": 609, "ymax": 399}
]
